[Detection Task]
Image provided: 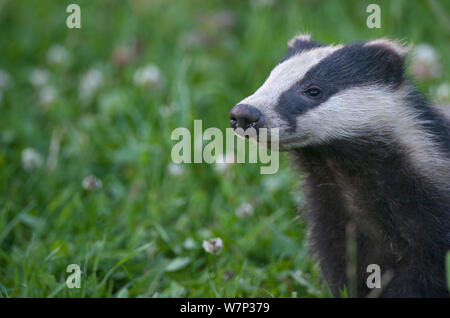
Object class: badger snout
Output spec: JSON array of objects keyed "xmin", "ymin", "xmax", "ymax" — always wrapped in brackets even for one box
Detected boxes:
[{"xmin": 229, "ymin": 104, "xmax": 265, "ymax": 130}]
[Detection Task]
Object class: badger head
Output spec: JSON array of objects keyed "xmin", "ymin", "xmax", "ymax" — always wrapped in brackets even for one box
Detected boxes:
[{"xmin": 229, "ymin": 34, "xmax": 410, "ymax": 150}]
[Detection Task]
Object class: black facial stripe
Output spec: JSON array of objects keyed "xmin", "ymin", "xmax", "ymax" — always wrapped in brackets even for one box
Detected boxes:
[
  {"xmin": 275, "ymin": 43, "xmax": 405, "ymax": 130},
  {"xmin": 275, "ymin": 82, "xmax": 329, "ymax": 131}
]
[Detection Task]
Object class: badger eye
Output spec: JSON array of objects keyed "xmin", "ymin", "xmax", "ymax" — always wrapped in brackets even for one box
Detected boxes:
[{"xmin": 304, "ymin": 87, "xmax": 322, "ymax": 98}]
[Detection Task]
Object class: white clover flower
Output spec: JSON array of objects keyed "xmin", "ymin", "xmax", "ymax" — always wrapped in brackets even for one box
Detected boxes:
[
  {"xmin": 47, "ymin": 44, "xmax": 71, "ymax": 67},
  {"xmin": 39, "ymin": 86, "xmax": 57, "ymax": 106},
  {"xmin": 79, "ymin": 68, "xmax": 104, "ymax": 101},
  {"xmin": 133, "ymin": 64, "xmax": 164, "ymax": 88},
  {"xmin": 21, "ymin": 148, "xmax": 43, "ymax": 171},
  {"xmin": 235, "ymin": 202, "xmax": 254, "ymax": 218},
  {"xmin": 214, "ymin": 152, "xmax": 235, "ymax": 173},
  {"xmin": 183, "ymin": 237, "xmax": 197, "ymax": 250},
  {"xmin": 29, "ymin": 68, "xmax": 49, "ymax": 88},
  {"xmin": 202, "ymin": 237, "xmax": 223, "ymax": 255},
  {"xmin": 168, "ymin": 163, "xmax": 184, "ymax": 176},
  {"xmin": 411, "ymin": 44, "xmax": 441, "ymax": 80},
  {"xmin": 436, "ymin": 82, "xmax": 450, "ymax": 104},
  {"xmin": 82, "ymin": 175, "xmax": 103, "ymax": 190},
  {"xmin": 263, "ymin": 175, "xmax": 282, "ymax": 193},
  {"xmin": 0, "ymin": 69, "xmax": 12, "ymax": 90}
]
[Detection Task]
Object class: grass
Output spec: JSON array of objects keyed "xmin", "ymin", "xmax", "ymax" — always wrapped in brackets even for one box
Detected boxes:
[{"xmin": 0, "ymin": 0, "xmax": 449, "ymax": 297}]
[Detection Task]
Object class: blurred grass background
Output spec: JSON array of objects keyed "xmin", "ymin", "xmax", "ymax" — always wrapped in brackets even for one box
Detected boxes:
[{"xmin": 0, "ymin": 0, "xmax": 449, "ymax": 297}]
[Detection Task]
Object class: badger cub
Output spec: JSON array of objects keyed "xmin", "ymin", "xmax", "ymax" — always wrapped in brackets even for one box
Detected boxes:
[{"xmin": 230, "ymin": 35, "xmax": 450, "ymax": 297}]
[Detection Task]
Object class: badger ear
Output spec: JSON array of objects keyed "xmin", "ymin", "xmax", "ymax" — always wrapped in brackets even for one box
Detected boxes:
[
  {"xmin": 288, "ymin": 33, "xmax": 312, "ymax": 48},
  {"xmin": 364, "ymin": 38, "xmax": 410, "ymax": 58}
]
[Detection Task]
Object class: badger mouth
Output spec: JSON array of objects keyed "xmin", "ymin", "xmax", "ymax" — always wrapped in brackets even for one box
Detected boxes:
[
  {"xmin": 233, "ymin": 126, "xmax": 295, "ymax": 151},
  {"xmin": 233, "ymin": 126, "xmax": 265, "ymax": 143}
]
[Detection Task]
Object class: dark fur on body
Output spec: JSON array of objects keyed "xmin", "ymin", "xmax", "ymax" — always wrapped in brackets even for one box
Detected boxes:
[{"xmin": 291, "ymin": 102, "xmax": 450, "ymax": 297}]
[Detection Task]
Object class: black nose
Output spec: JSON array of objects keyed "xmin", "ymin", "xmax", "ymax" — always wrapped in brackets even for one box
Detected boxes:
[{"xmin": 229, "ymin": 104, "xmax": 264, "ymax": 130}]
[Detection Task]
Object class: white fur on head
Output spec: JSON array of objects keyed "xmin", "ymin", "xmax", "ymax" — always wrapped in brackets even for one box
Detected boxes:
[
  {"xmin": 365, "ymin": 38, "xmax": 410, "ymax": 57},
  {"xmin": 288, "ymin": 33, "xmax": 312, "ymax": 48}
]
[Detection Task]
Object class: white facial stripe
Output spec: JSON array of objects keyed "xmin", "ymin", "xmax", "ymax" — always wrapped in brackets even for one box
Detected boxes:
[
  {"xmin": 295, "ymin": 86, "xmax": 403, "ymax": 143},
  {"xmin": 239, "ymin": 45, "xmax": 342, "ymax": 114}
]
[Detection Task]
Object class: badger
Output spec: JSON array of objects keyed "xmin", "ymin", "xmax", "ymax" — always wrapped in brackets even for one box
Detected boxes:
[{"xmin": 230, "ymin": 34, "xmax": 450, "ymax": 297}]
